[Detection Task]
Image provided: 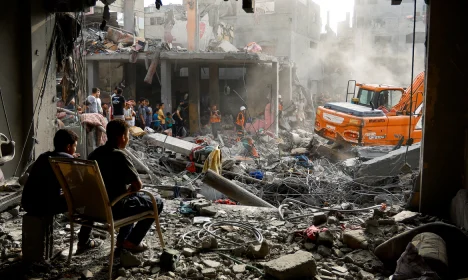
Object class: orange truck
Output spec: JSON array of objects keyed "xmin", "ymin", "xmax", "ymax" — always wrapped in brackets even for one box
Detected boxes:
[{"xmin": 314, "ymin": 72, "xmax": 425, "ymax": 146}]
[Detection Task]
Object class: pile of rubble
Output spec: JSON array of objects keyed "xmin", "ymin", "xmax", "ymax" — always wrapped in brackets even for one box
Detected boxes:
[{"xmin": 0, "ymin": 124, "xmax": 466, "ymax": 279}]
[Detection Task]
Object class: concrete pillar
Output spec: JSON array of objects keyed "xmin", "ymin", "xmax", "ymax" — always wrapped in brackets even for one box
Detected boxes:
[
  {"xmin": 288, "ymin": 65, "xmax": 293, "ymax": 102},
  {"xmin": 188, "ymin": 64, "xmax": 201, "ymax": 134},
  {"xmin": 209, "ymin": 64, "xmax": 219, "ymax": 107},
  {"xmin": 124, "ymin": 0, "xmax": 135, "ymax": 33},
  {"xmin": 87, "ymin": 61, "xmax": 99, "ymax": 97},
  {"xmin": 186, "ymin": 0, "xmax": 199, "ymax": 51},
  {"xmin": 420, "ymin": 1, "xmax": 467, "ymax": 216},
  {"xmin": 161, "ymin": 60, "xmax": 173, "ymax": 113},
  {"xmin": 125, "ymin": 63, "xmax": 136, "ymax": 101},
  {"xmin": 271, "ymin": 62, "xmax": 279, "ymax": 134}
]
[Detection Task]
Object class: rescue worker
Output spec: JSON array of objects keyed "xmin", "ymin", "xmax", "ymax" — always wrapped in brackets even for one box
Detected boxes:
[
  {"xmin": 236, "ymin": 106, "xmax": 247, "ymax": 141},
  {"xmin": 278, "ymin": 95, "xmax": 284, "ymax": 118},
  {"xmin": 210, "ymin": 105, "xmax": 221, "ymax": 139}
]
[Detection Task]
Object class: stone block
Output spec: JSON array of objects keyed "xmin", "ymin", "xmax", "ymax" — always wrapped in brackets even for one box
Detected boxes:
[
  {"xmin": 356, "ymin": 143, "xmax": 420, "ymax": 181},
  {"xmin": 264, "ymin": 250, "xmax": 317, "ymax": 280},
  {"xmin": 342, "ymin": 230, "xmax": 368, "ymax": 249}
]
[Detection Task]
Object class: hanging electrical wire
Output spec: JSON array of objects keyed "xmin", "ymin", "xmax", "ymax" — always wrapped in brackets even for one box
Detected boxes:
[{"xmin": 403, "ymin": 0, "xmax": 418, "ymax": 165}]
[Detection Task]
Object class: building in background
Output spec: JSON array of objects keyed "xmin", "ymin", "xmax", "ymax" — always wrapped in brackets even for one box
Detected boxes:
[
  {"xmin": 144, "ymin": 0, "xmax": 322, "ymax": 106},
  {"xmin": 352, "ymin": 0, "xmax": 426, "ymax": 84},
  {"xmin": 87, "ymin": 0, "xmax": 145, "ymax": 37}
]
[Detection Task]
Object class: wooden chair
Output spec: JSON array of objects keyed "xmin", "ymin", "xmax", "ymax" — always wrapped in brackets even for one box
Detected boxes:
[{"xmin": 49, "ymin": 157, "xmax": 165, "ymax": 280}]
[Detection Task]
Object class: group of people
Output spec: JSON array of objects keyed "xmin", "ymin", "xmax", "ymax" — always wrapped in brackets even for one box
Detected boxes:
[{"xmin": 81, "ymin": 87, "xmax": 190, "ymax": 137}]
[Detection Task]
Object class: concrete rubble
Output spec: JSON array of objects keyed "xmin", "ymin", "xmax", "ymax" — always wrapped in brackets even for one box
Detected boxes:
[{"xmin": 0, "ymin": 123, "xmax": 463, "ymax": 280}]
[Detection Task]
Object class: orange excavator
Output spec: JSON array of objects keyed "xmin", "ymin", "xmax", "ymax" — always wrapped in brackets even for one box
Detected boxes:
[{"xmin": 314, "ymin": 72, "xmax": 425, "ymax": 147}]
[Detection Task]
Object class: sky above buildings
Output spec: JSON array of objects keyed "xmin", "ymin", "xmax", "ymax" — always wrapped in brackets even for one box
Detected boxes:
[{"xmin": 143, "ymin": 0, "xmax": 354, "ymax": 33}]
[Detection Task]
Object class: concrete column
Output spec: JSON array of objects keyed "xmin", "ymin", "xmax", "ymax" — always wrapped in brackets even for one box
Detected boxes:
[
  {"xmin": 188, "ymin": 64, "xmax": 201, "ymax": 134},
  {"xmin": 186, "ymin": 0, "xmax": 199, "ymax": 51},
  {"xmin": 288, "ymin": 64, "xmax": 293, "ymax": 102},
  {"xmin": 271, "ymin": 62, "xmax": 279, "ymax": 134},
  {"xmin": 209, "ymin": 64, "xmax": 219, "ymax": 107},
  {"xmin": 420, "ymin": 1, "xmax": 467, "ymax": 216},
  {"xmin": 87, "ymin": 61, "xmax": 99, "ymax": 96},
  {"xmin": 124, "ymin": 0, "xmax": 135, "ymax": 33},
  {"xmin": 161, "ymin": 60, "xmax": 173, "ymax": 113},
  {"xmin": 125, "ymin": 63, "xmax": 136, "ymax": 100}
]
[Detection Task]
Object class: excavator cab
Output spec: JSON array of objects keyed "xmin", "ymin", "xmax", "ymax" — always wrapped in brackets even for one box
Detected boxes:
[{"xmin": 355, "ymin": 87, "xmax": 403, "ymax": 110}]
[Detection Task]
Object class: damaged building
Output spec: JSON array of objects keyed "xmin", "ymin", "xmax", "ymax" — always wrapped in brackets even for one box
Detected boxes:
[{"xmin": 0, "ymin": 0, "xmax": 467, "ymax": 280}]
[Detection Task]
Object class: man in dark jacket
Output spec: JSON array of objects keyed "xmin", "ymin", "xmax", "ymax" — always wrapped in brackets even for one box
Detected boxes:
[{"xmin": 21, "ymin": 129, "xmax": 101, "ymax": 252}]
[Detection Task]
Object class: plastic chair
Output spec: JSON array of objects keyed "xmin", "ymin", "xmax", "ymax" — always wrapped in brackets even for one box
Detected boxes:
[{"xmin": 48, "ymin": 157, "xmax": 165, "ymax": 280}]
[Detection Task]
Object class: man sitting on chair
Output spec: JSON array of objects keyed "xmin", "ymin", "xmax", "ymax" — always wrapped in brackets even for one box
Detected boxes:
[
  {"xmin": 21, "ymin": 129, "xmax": 102, "ymax": 253},
  {"xmin": 81, "ymin": 119, "xmax": 164, "ymax": 252}
]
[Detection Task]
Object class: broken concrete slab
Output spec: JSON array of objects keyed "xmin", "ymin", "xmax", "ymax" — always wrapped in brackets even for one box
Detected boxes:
[
  {"xmin": 356, "ymin": 143, "xmax": 420, "ymax": 179},
  {"xmin": 392, "ymin": 210, "xmax": 420, "ymax": 223},
  {"xmin": 143, "ymin": 133, "xmax": 200, "ymax": 156},
  {"xmin": 264, "ymin": 250, "xmax": 317, "ymax": 280}
]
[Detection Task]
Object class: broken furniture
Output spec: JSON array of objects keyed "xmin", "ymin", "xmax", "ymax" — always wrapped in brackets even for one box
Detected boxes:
[
  {"xmin": 22, "ymin": 214, "xmax": 54, "ymax": 262},
  {"xmin": 49, "ymin": 158, "xmax": 165, "ymax": 280}
]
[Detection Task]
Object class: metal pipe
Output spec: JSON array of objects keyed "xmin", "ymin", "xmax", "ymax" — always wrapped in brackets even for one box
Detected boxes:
[{"xmin": 202, "ymin": 170, "xmax": 275, "ymax": 208}]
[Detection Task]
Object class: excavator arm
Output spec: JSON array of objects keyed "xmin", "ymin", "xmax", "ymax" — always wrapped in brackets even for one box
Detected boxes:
[{"xmin": 390, "ymin": 72, "xmax": 425, "ymax": 114}]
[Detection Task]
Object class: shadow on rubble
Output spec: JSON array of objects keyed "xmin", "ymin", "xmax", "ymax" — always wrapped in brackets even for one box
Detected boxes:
[{"xmin": 0, "ymin": 255, "xmax": 112, "ymax": 279}]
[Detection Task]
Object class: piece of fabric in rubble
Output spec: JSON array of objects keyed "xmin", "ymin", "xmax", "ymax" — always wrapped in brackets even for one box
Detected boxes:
[
  {"xmin": 202, "ymin": 148, "xmax": 222, "ymax": 175},
  {"xmin": 80, "ymin": 113, "xmax": 108, "ymax": 146},
  {"xmin": 392, "ymin": 242, "xmax": 441, "ymax": 280}
]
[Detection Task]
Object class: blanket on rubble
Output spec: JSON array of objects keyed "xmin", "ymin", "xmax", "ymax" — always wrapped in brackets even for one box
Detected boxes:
[{"xmin": 80, "ymin": 113, "xmax": 108, "ymax": 146}]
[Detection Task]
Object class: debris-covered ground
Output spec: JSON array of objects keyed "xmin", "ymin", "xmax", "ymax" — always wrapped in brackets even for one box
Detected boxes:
[{"xmin": 0, "ymin": 123, "xmax": 463, "ymax": 280}]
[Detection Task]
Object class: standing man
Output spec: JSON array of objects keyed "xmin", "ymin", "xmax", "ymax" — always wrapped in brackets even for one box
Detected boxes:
[
  {"xmin": 210, "ymin": 105, "xmax": 221, "ymax": 138},
  {"xmin": 112, "ymin": 88, "xmax": 126, "ymax": 120},
  {"xmin": 82, "ymin": 120, "xmax": 163, "ymax": 252},
  {"xmin": 157, "ymin": 103, "xmax": 166, "ymax": 130},
  {"xmin": 96, "ymin": 89, "xmax": 103, "ymax": 115},
  {"xmin": 85, "ymin": 88, "xmax": 99, "ymax": 113},
  {"xmin": 137, "ymin": 98, "xmax": 146, "ymax": 129},
  {"xmin": 145, "ymin": 99, "xmax": 152, "ymax": 129},
  {"xmin": 236, "ymin": 106, "xmax": 246, "ymax": 141},
  {"xmin": 124, "ymin": 101, "xmax": 136, "ymax": 127},
  {"xmin": 278, "ymin": 95, "xmax": 284, "ymax": 118}
]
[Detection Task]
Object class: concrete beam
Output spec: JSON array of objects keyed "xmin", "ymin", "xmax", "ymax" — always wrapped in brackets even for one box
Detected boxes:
[
  {"xmin": 209, "ymin": 64, "xmax": 219, "ymax": 107},
  {"xmin": 203, "ymin": 170, "xmax": 276, "ymax": 208},
  {"xmin": 143, "ymin": 133, "xmax": 201, "ymax": 156},
  {"xmin": 356, "ymin": 143, "xmax": 421, "ymax": 180},
  {"xmin": 420, "ymin": 0, "xmax": 467, "ymax": 217},
  {"xmin": 161, "ymin": 60, "xmax": 172, "ymax": 113},
  {"xmin": 188, "ymin": 64, "xmax": 201, "ymax": 134},
  {"xmin": 271, "ymin": 62, "xmax": 279, "ymax": 135}
]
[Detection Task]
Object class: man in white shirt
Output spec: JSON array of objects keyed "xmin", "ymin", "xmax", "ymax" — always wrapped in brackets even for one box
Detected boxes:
[{"xmin": 85, "ymin": 88, "xmax": 99, "ymax": 113}]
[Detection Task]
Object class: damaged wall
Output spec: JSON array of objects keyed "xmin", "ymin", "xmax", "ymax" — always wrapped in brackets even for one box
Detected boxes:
[
  {"xmin": 0, "ymin": 1, "xmax": 58, "ymax": 178},
  {"xmin": 31, "ymin": 1, "xmax": 57, "ymax": 156}
]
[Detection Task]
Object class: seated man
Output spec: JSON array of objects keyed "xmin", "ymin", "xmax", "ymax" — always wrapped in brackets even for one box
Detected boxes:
[
  {"xmin": 81, "ymin": 119, "xmax": 163, "ymax": 252},
  {"xmin": 21, "ymin": 129, "xmax": 101, "ymax": 253}
]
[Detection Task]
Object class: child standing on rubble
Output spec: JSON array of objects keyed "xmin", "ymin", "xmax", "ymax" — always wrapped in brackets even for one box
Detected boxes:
[{"xmin": 166, "ymin": 112, "xmax": 175, "ymax": 135}]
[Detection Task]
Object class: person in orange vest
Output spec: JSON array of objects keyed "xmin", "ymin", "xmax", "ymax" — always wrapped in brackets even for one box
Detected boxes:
[
  {"xmin": 278, "ymin": 95, "xmax": 284, "ymax": 118},
  {"xmin": 210, "ymin": 105, "xmax": 221, "ymax": 138},
  {"xmin": 236, "ymin": 106, "xmax": 246, "ymax": 141}
]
